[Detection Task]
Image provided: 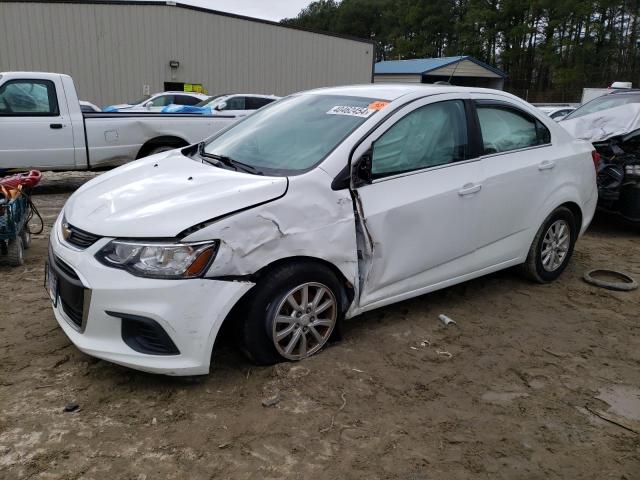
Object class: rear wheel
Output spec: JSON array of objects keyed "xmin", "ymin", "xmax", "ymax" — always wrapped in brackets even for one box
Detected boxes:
[
  {"xmin": 6, "ymin": 236, "xmax": 25, "ymax": 267},
  {"xmin": 240, "ymin": 262, "xmax": 343, "ymax": 365},
  {"xmin": 522, "ymin": 206, "xmax": 577, "ymax": 283}
]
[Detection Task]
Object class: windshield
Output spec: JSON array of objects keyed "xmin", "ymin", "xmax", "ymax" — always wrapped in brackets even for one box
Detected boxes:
[
  {"xmin": 203, "ymin": 94, "xmax": 384, "ymax": 174},
  {"xmin": 196, "ymin": 94, "xmax": 225, "ymax": 107},
  {"xmin": 564, "ymin": 93, "xmax": 640, "ymax": 120}
]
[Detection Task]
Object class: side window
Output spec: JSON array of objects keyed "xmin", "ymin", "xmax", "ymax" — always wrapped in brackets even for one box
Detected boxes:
[
  {"xmin": 371, "ymin": 100, "xmax": 468, "ymax": 177},
  {"xmin": 476, "ymin": 105, "xmax": 550, "ymax": 154},
  {"xmin": 0, "ymin": 80, "xmax": 59, "ymax": 116},
  {"xmin": 246, "ymin": 97, "xmax": 274, "ymax": 109},
  {"xmin": 149, "ymin": 95, "xmax": 173, "ymax": 107},
  {"xmin": 176, "ymin": 95, "xmax": 200, "ymax": 106},
  {"xmin": 224, "ymin": 96, "xmax": 246, "ymax": 110}
]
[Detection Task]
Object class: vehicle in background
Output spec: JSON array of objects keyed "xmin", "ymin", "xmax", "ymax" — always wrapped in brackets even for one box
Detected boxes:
[
  {"xmin": 162, "ymin": 93, "xmax": 280, "ymax": 116},
  {"xmin": 561, "ymin": 89, "xmax": 640, "ymax": 224},
  {"xmin": 49, "ymin": 84, "xmax": 597, "ymax": 375},
  {"xmin": 0, "ymin": 72, "xmax": 247, "ymax": 171},
  {"xmin": 581, "ymin": 81, "xmax": 633, "ymax": 104},
  {"xmin": 103, "ymin": 91, "xmax": 208, "ymax": 113},
  {"xmin": 562, "ymin": 89, "xmax": 640, "ymax": 121},
  {"xmin": 536, "ymin": 105, "xmax": 576, "ymax": 121},
  {"xmin": 79, "ymin": 100, "xmax": 101, "ymax": 113}
]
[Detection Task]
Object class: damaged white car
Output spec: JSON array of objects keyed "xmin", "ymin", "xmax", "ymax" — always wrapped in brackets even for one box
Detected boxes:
[{"xmin": 47, "ymin": 85, "xmax": 598, "ymax": 375}]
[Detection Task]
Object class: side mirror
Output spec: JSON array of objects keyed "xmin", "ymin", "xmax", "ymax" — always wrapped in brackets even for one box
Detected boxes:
[
  {"xmin": 352, "ymin": 148, "xmax": 373, "ymax": 187},
  {"xmin": 144, "ymin": 101, "xmax": 152, "ymax": 109},
  {"xmin": 215, "ymin": 101, "xmax": 227, "ymax": 111}
]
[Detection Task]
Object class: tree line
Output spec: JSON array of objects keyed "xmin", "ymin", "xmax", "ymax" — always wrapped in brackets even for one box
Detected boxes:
[{"xmin": 282, "ymin": 0, "xmax": 640, "ymax": 102}]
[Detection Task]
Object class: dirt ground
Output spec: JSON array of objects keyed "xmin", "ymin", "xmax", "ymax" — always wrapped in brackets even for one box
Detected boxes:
[{"xmin": 1, "ymin": 172, "xmax": 639, "ymax": 479}]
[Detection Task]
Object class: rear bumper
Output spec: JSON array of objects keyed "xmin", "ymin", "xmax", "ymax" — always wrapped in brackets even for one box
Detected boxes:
[{"xmin": 49, "ymin": 213, "xmax": 253, "ymax": 375}]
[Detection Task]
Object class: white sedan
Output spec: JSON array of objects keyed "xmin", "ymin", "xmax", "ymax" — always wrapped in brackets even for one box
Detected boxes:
[
  {"xmin": 48, "ymin": 84, "xmax": 598, "ymax": 375},
  {"xmin": 103, "ymin": 91, "xmax": 209, "ymax": 113}
]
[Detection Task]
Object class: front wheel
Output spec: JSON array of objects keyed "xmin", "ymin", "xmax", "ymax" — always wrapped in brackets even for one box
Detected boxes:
[
  {"xmin": 240, "ymin": 262, "xmax": 343, "ymax": 365},
  {"xmin": 5, "ymin": 236, "xmax": 25, "ymax": 267},
  {"xmin": 521, "ymin": 206, "xmax": 577, "ymax": 283}
]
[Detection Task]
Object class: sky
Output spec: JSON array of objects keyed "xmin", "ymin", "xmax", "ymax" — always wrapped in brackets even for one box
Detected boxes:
[{"xmin": 164, "ymin": 0, "xmax": 313, "ymax": 21}]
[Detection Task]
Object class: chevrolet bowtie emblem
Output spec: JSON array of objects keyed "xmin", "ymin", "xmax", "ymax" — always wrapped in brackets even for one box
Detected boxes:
[{"xmin": 62, "ymin": 223, "xmax": 72, "ymax": 240}]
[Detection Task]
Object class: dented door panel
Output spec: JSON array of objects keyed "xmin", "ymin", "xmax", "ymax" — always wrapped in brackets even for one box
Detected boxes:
[{"xmin": 355, "ymin": 161, "xmax": 483, "ymax": 307}]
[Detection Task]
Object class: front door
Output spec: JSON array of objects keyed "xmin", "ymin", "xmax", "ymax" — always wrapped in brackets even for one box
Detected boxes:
[
  {"xmin": 0, "ymin": 77, "xmax": 75, "ymax": 171},
  {"xmin": 354, "ymin": 95, "xmax": 484, "ymax": 308}
]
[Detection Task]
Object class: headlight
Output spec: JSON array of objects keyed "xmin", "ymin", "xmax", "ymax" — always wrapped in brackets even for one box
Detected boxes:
[{"xmin": 96, "ymin": 239, "xmax": 218, "ymax": 279}]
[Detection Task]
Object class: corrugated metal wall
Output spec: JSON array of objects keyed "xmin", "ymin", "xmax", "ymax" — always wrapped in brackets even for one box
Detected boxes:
[
  {"xmin": 0, "ymin": 1, "xmax": 374, "ymax": 106},
  {"xmin": 373, "ymin": 74, "xmax": 421, "ymax": 84}
]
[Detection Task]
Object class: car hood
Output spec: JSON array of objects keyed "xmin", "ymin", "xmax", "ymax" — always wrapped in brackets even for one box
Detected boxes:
[{"xmin": 63, "ymin": 151, "xmax": 288, "ymax": 238}]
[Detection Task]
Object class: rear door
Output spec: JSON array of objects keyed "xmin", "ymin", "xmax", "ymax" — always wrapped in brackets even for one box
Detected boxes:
[
  {"xmin": 471, "ymin": 95, "xmax": 555, "ymax": 267},
  {"xmin": 0, "ymin": 76, "xmax": 75, "ymax": 170},
  {"xmin": 353, "ymin": 94, "xmax": 485, "ymax": 308}
]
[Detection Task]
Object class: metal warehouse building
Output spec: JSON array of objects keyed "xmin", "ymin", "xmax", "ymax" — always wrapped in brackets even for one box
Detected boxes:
[{"xmin": 0, "ymin": 0, "xmax": 374, "ymax": 106}]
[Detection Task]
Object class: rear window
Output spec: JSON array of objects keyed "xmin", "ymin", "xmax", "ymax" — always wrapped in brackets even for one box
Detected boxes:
[{"xmin": 564, "ymin": 93, "xmax": 640, "ymax": 120}]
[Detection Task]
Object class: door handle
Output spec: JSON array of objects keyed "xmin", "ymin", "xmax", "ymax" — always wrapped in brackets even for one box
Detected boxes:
[
  {"xmin": 538, "ymin": 160, "xmax": 555, "ymax": 171},
  {"xmin": 458, "ymin": 183, "xmax": 482, "ymax": 196},
  {"xmin": 50, "ymin": 123, "xmax": 64, "ymax": 129}
]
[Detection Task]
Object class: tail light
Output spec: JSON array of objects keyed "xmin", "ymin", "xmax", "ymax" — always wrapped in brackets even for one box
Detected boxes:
[{"xmin": 591, "ymin": 150, "xmax": 601, "ymax": 171}]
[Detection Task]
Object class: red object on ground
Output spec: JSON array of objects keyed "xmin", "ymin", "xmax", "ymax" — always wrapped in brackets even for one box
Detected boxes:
[{"xmin": 0, "ymin": 170, "xmax": 42, "ymax": 189}]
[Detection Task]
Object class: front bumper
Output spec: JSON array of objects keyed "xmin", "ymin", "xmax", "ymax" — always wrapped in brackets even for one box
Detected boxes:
[{"xmin": 48, "ymin": 214, "xmax": 253, "ymax": 375}]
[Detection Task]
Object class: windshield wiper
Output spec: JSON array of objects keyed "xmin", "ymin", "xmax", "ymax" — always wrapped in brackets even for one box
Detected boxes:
[{"xmin": 198, "ymin": 143, "xmax": 263, "ymax": 175}]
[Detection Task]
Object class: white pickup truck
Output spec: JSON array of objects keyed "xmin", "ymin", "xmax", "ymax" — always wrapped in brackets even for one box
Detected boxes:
[{"xmin": 0, "ymin": 72, "xmax": 240, "ymax": 171}]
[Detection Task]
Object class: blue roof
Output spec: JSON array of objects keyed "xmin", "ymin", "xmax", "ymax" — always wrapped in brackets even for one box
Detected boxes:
[{"xmin": 375, "ymin": 56, "xmax": 507, "ymax": 78}]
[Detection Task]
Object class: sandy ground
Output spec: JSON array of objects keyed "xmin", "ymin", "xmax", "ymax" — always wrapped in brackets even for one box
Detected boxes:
[{"xmin": 1, "ymin": 172, "xmax": 639, "ymax": 479}]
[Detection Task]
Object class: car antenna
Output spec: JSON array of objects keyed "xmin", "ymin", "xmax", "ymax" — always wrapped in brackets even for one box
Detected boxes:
[{"xmin": 447, "ymin": 56, "xmax": 462, "ymax": 85}]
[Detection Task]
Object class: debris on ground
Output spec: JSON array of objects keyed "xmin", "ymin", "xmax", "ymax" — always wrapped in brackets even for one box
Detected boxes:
[
  {"xmin": 261, "ymin": 392, "xmax": 282, "ymax": 407},
  {"xmin": 63, "ymin": 402, "xmax": 80, "ymax": 413},
  {"xmin": 438, "ymin": 314, "xmax": 457, "ymax": 327},
  {"xmin": 583, "ymin": 268, "xmax": 638, "ymax": 291}
]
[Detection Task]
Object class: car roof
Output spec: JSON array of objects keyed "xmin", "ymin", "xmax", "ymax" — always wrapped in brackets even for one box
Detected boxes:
[
  {"xmin": 607, "ymin": 89, "xmax": 640, "ymax": 95},
  {"xmin": 152, "ymin": 91, "xmax": 209, "ymax": 97},
  {"xmin": 303, "ymin": 83, "xmax": 515, "ymax": 101},
  {"xmin": 222, "ymin": 93, "xmax": 280, "ymax": 98}
]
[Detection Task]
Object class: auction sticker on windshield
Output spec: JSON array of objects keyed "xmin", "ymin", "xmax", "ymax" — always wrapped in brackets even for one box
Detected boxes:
[{"xmin": 327, "ymin": 105, "xmax": 376, "ymax": 118}]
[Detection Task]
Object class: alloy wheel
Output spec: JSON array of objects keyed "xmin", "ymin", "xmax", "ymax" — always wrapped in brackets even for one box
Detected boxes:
[
  {"xmin": 541, "ymin": 219, "xmax": 571, "ymax": 272},
  {"xmin": 271, "ymin": 282, "xmax": 337, "ymax": 360}
]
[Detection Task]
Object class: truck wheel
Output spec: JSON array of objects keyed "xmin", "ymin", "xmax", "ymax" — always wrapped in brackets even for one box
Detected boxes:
[
  {"xmin": 20, "ymin": 228, "xmax": 31, "ymax": 249},
  {"xmin": 147, "ymin": 145, "xmax": 177, "ymax": 156},
  {"xmin": 240, "ymin": 262, "xmax": 343, "ymax": 365},
  {"xmin": 521, "ymin": 206, "xmax": 577, "ymax": 283},
  {"xmin": 6, "ymin": 236, "xmax": 25, "ymax": 266}
]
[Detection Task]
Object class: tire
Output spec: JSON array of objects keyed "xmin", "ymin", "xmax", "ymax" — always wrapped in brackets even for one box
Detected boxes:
[
  {"xmin": 240, "ymin": 262, "xmax": 344, "ymax": 365},
  {"xmin": 6, "ymin": 236, "xmax": 25, "ymax": 267},
  {"xmin": 521, "ymin": 206, "xmax": 577, "ymax": 283},
  {"xmin": 147, "ymin": 145, "xmax": 177, "ymax": 156},
  {"xmin": 20, "ymin": 228, "xmax": 31, "ymax": 249}
]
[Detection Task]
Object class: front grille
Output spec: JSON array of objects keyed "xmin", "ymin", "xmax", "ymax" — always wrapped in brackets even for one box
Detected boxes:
[
  {"xmin": 49, "ymin": 249, "xmax": 87, "ymax": 331},
  {"xmin": 65, "ymin": 223, "xmax": 100, "ymax": 249},
  {"xmin": 54, "ymin": 255, "xmax": 79, "ymax": 281},
  {"xmin": 60, "ymin": 296, "xmax": 83, "ymax": 328}
]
